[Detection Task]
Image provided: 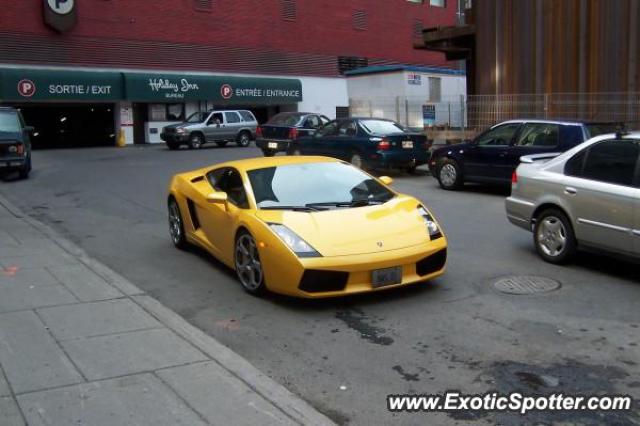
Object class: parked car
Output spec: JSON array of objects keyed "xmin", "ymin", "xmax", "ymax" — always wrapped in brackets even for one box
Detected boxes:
[
  {"xmin": 506, "ymin": 131, "xmax": 640, "ymax": 264},
  {"xmin": 0, "ymin": 107, "xmax": 33, "ymax": 179},
  {"xmin": 429, "ymin": 119, "xmax": 623, "ymax": 190},
  {"xmin": 288, "ymin": 118, "xmax": 430, "ymax": 172},
  {"xmin": 161, "ymin": 110, "xmax": 257, "ymax": 150},
  {"xmin": 256, "ymin": 112, "xmax": 330, "ymax": 157},
  {"xmin": 167, "ymin": 156, "xmax": 447, "ymax": 297}
]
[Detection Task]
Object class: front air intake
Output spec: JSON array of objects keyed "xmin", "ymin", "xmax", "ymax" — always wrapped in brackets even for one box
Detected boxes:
[
  {"xmin": 299, "ymin": 270, "xmax": 349, "ymax": 293},
  {"xmin": 416, "ymin": 249, "xmax": 447, "ymax": 277}
]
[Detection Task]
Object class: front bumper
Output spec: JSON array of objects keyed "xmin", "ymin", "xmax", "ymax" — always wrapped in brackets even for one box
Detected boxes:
[
  {"xmin": 505, "ymin": 196, "xmax": 535, "ymax": 231},
  {"xmin": 261, "ymin": 237, "xmax": 447, "ymax": 298},
  {"xmin": 368, "ymin": 150, "xmax": 429, "ymax": 169},
  {"xmin": 161, "ymin": 133, "xmax": 189, "ymax": 143},
  {"xmin": 0, "ymin": 156, "xmax": 27, "ymax": 171},
  {"xmin": 255, "ymin": 138, "xmax": 291, "ymax": 152}
]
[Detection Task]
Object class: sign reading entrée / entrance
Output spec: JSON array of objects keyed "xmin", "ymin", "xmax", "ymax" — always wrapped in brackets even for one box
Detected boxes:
[{"xmin": 43, "ymin": 0, "xmax": 78, "ymax": 33}]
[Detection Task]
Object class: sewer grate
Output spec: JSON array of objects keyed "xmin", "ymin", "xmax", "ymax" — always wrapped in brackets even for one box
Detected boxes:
[{"xmin": 493, "ymin": 276, "xmax": 561, "ymax": 295}]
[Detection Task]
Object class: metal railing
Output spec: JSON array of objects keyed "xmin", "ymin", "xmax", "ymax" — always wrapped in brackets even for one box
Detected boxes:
[{"xmin": 349, "ymin": 93, "xmax": 640, "ymax": 132}]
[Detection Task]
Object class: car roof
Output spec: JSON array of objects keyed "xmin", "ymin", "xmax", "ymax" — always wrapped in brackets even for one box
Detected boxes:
[
  {"xmin": 200, "ymin": 156, "xmax": 341, "ymax": 173},
  {"xmin": 495, "ymin": 119, "xmax": 624, "ymax": 127}
]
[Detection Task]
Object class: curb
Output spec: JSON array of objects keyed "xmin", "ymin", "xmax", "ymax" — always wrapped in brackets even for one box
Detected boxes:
[{"xmin": 0, "ymin": 193, "xmax": 336, "ymax": 426}]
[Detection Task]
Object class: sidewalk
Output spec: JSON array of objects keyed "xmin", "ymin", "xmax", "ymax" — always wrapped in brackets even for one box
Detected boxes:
[{"xmin": 0, "ymin": 194, "xmax": 334, "ymax": 426}]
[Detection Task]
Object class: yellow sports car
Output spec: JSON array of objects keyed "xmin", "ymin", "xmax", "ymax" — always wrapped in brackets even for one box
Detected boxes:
[{"xmin": 167, "ymin": 156, "xmax": 447, "ymax": 298}]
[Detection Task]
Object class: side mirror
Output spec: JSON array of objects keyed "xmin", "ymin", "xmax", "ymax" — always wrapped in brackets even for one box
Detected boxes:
[
  {"xmin": 379, "ymin": 176, "xmax": 393, "ymax": 185},
  {"xmin": 207, "ymin": 192, "xmax": 228, "ymax": 204},
  {"xmin": 24, "ymin": 126, "xmax": 35, "ymax": 133}
]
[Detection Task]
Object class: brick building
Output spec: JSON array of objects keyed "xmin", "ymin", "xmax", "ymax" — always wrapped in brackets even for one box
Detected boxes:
[{"xmin": 0, "ymin": 0, "xmax": 458, "ymax": 148}]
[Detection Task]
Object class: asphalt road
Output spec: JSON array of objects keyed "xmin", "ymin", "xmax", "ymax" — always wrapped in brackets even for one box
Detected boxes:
[{"xmin": 2, "ymin": 145, "xmax": 639, "ymax": 425}]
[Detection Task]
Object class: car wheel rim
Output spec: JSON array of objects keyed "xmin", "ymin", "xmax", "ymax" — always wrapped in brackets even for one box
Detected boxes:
[
  {"xmin": 235, "ymin": 234, "xmax": 263, "ymax": 291},
  {"xmin": 292, "ymin": 149, "xmax": 301, "ymax": 156},
  {"xmin": 537, "ymin": 216, "xmax": 567, "ymax": 257},
  {"xmin": 240, "ymin": 134, "xmax": 250, "ymax": 146},
  {"xmin": 440, "ymin": 164, "xmax": 457, "ymax": 186},
  {"xmin": 351, "ymin": 154, "xmax": 362, "ymax": 168},
  {"xmin": 168, "ymin": 202, "xmax": 182, "ymax": 244},
  {"xmin": 191, "ymin": 136, "xmax": 202, "ymax": 148}
]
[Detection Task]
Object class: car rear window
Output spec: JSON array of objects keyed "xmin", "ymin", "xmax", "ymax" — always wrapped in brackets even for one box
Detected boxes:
[
  {"xmin": 239, "ymin": 111, "xmax": 256, "ymax": 122},
  {"xmin": 585, "ymin": 123, "xmax": 623, "ymax": 138},
  {"xmin": 359, "ymin": 120, "xmax": 405, "ymax": 135},
  {"xmin": 0, "ymin": 111, "xmax": 22, "ymax": 132},
  {"xmin": 267, "ymin": 113, "xmax": 304, "ymax": 126}
]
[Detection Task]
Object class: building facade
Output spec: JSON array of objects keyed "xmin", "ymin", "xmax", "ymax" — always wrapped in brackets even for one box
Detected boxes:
[{"xmin": 0, "ymin": 0, "xmax": 458, "ymax": 148}]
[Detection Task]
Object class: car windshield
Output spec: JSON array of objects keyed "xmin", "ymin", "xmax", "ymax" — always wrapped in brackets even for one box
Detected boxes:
[
  {"xmin": 247, "ymin": 162, "xmax": 394, "ymax": 209},
  {"xmin": 0, "ymin": 111, "xmax": 22, "ymax": 132},
  {"xmin": 359, "ymin": 119, "xmax": 405, "ymax": 135},
  {"xmin": 185, "ymin": 112, "xmax": 209, "ymax": 123},
  {"xmin": 586, "ymin": 123, "xmax": 624, "ymax": 137},
  {"xmin": 266, "ymin": 113, "xmax": 304, "ymax": 127}
]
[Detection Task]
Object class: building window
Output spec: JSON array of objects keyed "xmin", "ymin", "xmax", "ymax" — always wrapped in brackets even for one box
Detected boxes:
[
  {"xmin": 338, "ymin": 56, "xmax": 369, "ymax": 74},
  {"xmin": 336, "ymin": 107, "xmax": 350, "ymax": 119},
  {"xmin": 428, "ymin": 77, "xmax": 441, "ymax": 102},
  {"xmin": 430, "ymin": 0, "xmax": 446, "ymax": 7},
  {"xmin": 149, "ymin": 104, "xmax": 185, "ymax": 122},
  {"xmin": 407, "ymin": 0, "xmax": 424, "ymax": 3},
  {"xmin": 413, "ymin": 19, "xmax": 424, "ymax": 37},
  {"xmin": 353, "ymin": 10, "xmax": 367, "ymax": 31},
  {"xmin": 281, "ymin": 0, "xmax": 296, "ymax": 21},
  {"xmin": 193, "ymin": 0, "xmax": 212, "ymax": 12}
]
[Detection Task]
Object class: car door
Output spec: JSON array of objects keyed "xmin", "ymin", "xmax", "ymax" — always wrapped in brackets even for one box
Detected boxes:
[
  {"xmin": 331, "ymin": 120, "xmax": 362, "ymax": 161},
  {"xmin": 302, "ymin": 120, "xmax": 339, "ymax": 155},
  {"xmin": 301, "ymin": 115, "xmax": 322, "ymax": 137},
  {"xmin": 224, "ymin": 111, "xmax": 242, "ymax": 140},
  {"xmin": 507, "ymin": 122, "xmax": 561, "ymax": 180},
  {"xmin": 200, "ymin": 167, "xmax": 249, "ymax": 264},
  {"xmin": 204, "ymin": 112, "xmax": 225, "ymax": 142},
  {"xmin": 464, "ymin": 123, "xmax": 521, "ymax": 180},
  {"xmin": 563, "ymin": 139, "xmax": 640, "ymax": 254}
]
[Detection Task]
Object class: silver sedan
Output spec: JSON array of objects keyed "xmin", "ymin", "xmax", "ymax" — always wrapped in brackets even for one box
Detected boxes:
[{"xmin": 506, "ymin": 132, "xmax": 640, "ymax": 263}]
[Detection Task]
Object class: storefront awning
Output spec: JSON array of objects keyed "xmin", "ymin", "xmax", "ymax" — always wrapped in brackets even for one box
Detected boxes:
[
  {"xmin": 0, "ymin": 68, "xmax": 123, "ymax": 101},
  {"xmin": 124, "ymin": 73, "xmax": 302, "ymax": 104}
]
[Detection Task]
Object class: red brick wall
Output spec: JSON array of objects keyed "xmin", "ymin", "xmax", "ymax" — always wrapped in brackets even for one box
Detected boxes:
[{"xmin": 0, "ymin": 0, "xmax": 456, "ymax": 75}]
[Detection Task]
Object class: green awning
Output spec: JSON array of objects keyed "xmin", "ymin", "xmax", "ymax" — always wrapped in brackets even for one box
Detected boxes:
[
  {"xmin": 0, "ymin": 68, "xmax": 123, "ymax": 101},
  {"xmin": 124, "ymin": 73, "xmax": 302, "ymax": 104}
]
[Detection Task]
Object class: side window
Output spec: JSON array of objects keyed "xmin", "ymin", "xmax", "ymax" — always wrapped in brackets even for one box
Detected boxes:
[
  {"xmin": 317, "ymin": 121, "xmax": 338, "ymax": 137},
  {"xmin": 305, "ymin": 115, "xmax": 321, "ymax": 129},
  {"xmin": 514, "ymin": 123, "xmax": 560, "ymax": 147},
  {"xmin": 224, "ymin": 112, "xmax": 241, "ymax": 124},
  {"xmin": 564, "ymin": 150, "xmax": 587, "ymax": 176},
  {"xmin": 475, "ymin": 123, "xmax": 520, "ymax": 146},
  {"xmin": 208, "ymin": 112, "xmax": 223, "ymax": 125},
  {"xmin": 210, "ymin": 168, "xmax": 249, "ymax": 208},
  {"xmin": 569, "ymin": 140, "xmax": 639, "ymax": 186},
  {"xmin": 239, "ymin": 111, "xmax": 255, "ymax": 122},
  {"xmin": 320, "ymin": 116, "xmax": 330, "ymax": 125},
  {"xmin": 338, "ymin": 120, "xmax": 358, "ymax": 137}
]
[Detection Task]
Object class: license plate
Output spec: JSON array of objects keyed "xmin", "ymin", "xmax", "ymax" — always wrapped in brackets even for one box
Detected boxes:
[
  {"xmin": 268, "ymin": 142, "xmax": 278, "ymax": 149},
  {"xmin": 371, "ymin": 266, "xmax": 402, "ymax": 288},
  {"xmin": 402, "ymin": 140, "xmax": 414, "ymax": 149}
]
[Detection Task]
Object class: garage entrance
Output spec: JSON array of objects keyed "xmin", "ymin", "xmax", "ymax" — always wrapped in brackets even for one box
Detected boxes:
[{"xmin": 14, "ymin": 103, "xmax": 116, "ymax": 149}]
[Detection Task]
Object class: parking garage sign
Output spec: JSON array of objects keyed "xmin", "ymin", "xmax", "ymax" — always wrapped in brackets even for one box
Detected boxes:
[{"xmin": 43, "ymin": 0, "xmax": 78, "ymax": 33}]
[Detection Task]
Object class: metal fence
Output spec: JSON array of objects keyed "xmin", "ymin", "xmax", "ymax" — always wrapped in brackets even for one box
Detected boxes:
[{"xmin": 349, "ymin": 93, "xmax": 640, "ymax": 132}]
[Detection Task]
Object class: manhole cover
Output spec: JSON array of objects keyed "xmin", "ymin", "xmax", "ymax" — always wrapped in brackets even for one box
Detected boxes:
[{"xmin": 493, "ymin": 276, "xmax": 561, "ymax": 295}]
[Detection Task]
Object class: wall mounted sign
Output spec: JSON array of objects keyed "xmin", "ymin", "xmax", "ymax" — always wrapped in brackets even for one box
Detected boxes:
[
  {"xmin": 0, "ymin": 69, "xmax": 123, "ymax": 101},
  {"xmin": 407, "ymin": 73, "xmax": 422, "ymax": 86},
  {"xmin": 43, "ymin": 0, "xmax": 78, "ymax": 33},
  {"xmin": 422, "ymin": 104, "xmax": 436, "ymax": 127}
]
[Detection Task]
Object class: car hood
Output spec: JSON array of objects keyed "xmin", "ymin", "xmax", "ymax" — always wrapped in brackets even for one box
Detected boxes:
[
  {"xmin": 0, "ymin": 131, "xmax": 22, "ymax": 143},
  {"xmin": 164, "ymin": 123, "xmax": 200, "ymax": 130},
  {"xmin": 256, "ymin": 195, "xmax": 432, "ymax": 257}
]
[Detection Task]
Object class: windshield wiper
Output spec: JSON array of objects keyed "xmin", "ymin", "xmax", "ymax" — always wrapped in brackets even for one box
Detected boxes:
[
  {"xmin": 260, "ymin": 205, "xmax": 326, "ymax": 212},
  {"xmin": 306, "ymin": 199, "xmax": 386, "ymax": 208}
]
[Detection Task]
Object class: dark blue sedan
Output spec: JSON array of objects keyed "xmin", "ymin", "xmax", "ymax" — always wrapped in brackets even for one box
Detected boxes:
[{"xmin": 288, "ymin": 118, "xmax": 429, "ymax": 172}]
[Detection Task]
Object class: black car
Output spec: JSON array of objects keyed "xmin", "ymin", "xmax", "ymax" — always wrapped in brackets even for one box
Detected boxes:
[
  {"xmin": 256, "ymin": 112, "xmax": 329, "ymax": 156},
  {"xmin": 429, "ymin": 119, "xmax": 623, "ymax": 190},
  {"xmin": 0, "ymin": 107, "xmax": 33, "ymax": 179},
  {"xmin": 289, "ymin": 117, "xmax": 430, "ymax": 172}
]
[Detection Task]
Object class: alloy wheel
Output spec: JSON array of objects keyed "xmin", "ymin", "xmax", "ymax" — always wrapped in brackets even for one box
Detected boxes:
[
  {"xmin": 350, "ymin": 153, "xmax": 363, "ymax": 168},
  {"xmin": 439, "ymin": 164, "xmax": 457, "ymax": 187},
  {"xmin": 238, "ymin": 133, "xmax": 251, "ymax": 147},
  {"xmin": 235, "ymin": 233, "xmax": 264, "ymax": 292},
  {"xmin": 168, "ymin": 201, "xmax": 183, "ymax": 245},
  {"xmin": 190, "ymin": 134, "xmax": 203, "ymax": 149},
  {"xmin": 536, "ymin": 216, "xmax": 567, "ymax": 257}
]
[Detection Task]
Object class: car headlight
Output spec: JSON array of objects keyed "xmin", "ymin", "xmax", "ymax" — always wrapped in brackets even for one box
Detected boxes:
[
  {"xmin": 269, "ymin": 224, "xmax": 321, "ymax": 258},
  {"xmin": 176, "ymin": 128, "xmax": 186, "ymax": 134},
  {"xmin": 417, "ymin": 206, "xmax": 443, "ymax": 239},
  {"xmin": 7, "ymin": 145, "xmax": 17, "ymax": 154}
]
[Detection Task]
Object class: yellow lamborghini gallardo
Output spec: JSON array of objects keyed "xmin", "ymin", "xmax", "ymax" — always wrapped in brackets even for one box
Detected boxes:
[{"xmin": 167, "ymin": 156, "xmax": 447, "ymax": 298}]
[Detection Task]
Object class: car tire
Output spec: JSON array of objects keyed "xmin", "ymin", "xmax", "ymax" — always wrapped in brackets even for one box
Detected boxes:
[
  {"xmin": 236, "ymin": 131, "xmax": 251, "ymax": 147},
  {"xmin": 188, "ymin": 133, "xmax": 204, "ymax": 149},
  {"xmin": 216, "ymin": 141, "xmax": 228, "ymax": 148},
  {"xmin": 534, "ymin": 209, "xmax": 577, "ymax": 264},
  {"xmin": 350, "ymin": 152, "xmax": 364, "ymax": 169},
  {"xmin": 18, "ymin": 156, "xmax": 31, "ymax": 179},
  {"xmin": 262, "ymin": 149, "xmax": 276, "ymax": 157},
  {"xmin": 437, "ymin": 159, "xmax": 463, "ymax": 190},
  {"xmin": 289, "ymin": 147, "xmax": 302, "ymax": 156},
  {"xmin": 234, "ymin": 230, "xmax": 266, "ymax": 296},
  {"xmin": 406, "ymin": 165, "xmax": 418, "ymax": 174},
  {"xmin": 168, "ymin": 197, "xmax": 188, "ymax": 250},
  {"xmin": 166, "ymin": 142, "xmax": 180, "ymax": 150}
]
